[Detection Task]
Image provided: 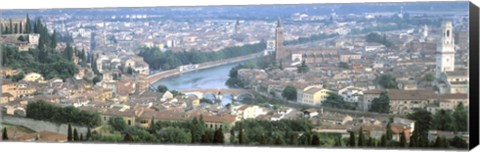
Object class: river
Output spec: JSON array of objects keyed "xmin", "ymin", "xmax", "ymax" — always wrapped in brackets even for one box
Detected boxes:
[{"xmin": 152, "ymin": 61, "xmax": 244, "ymax": 91}]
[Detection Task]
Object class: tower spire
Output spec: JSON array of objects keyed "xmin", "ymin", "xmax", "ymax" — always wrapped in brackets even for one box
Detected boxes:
[{"xmin": 276, "ymin": 17, "xmax": 282, "ymax": 28}]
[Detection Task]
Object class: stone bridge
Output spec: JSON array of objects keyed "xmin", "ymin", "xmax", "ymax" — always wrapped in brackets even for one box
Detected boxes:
[{"xmin": 180, "ymin": 88, "xmax": 255, "ymax": 100}]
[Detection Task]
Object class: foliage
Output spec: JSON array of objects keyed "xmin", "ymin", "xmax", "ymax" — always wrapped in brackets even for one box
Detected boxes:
[
  {"xmin": 449, "ymin": 136, "xmax": 468, "ymax": 149},
  {"xmin": 213, "ymin": 127, "xmax": 225, "ymax": 144},
  {"xmin": 138, "ymin": 41, "xmax": 266, "ymax": 70},
  {"xmin": 349, "ymin": 131, "xmax": 356, "ymax": 147},
  {"xmin": 26, "ymin": 100, "xmax": 101, "ymax": 127},
  {"xmin": 452, "ymin": 103, "xmax": 468, "ymax": 132},
  {"xmin": 108, "ymin": 117, "xmax": 128, "ymax": 133},
  {"xmin": 297, "ymin": 60, "xmax": 309, "ymax": 73},
  {"xmin": 432, "ymin": 109, "xmax": 455, "ymax": 131},
  {"xmin": 378, "ymin": 74, "xmax": 398, "ymax": 89},
  {"xmin": 156, "ymin": 85, "xmax": 169, "ymax": 93},
  {"xmin": 322, "ymin": 92, "xmax": 356, "ymax": 110},
  {"xmin": 2, "ymin": 128, "xmax": 8, "ymax": 140},
  {"xmin": 67, "ymin": 124, "xmax": 73, "ymax": 141},
  {"xmin": 225, "ymin": 62, "xmax": 256, "ymax": 88},
  {"xmin": 156, "ymin": 127, "xmax": 191, "ymax": 144},
  {"xmin": 281, "ymin": 85, "xmax": 297, "ymax": 101},
  {"xmin": 369, "ymin": 92, "xmax": 390, "ymax": 113},
  {"xmin": 73, "ymin": 128, "xmax": 79, "ymax": 141},
  {"xmin": 358, "ymin": 128, "xmax": 365, "ymax": 147},
  {"xmin": 407, "ymin": 108, "xmax": 432, "ymax": 147},
  {"xmin": 338, "ymin": 62, "xmax": 349, "ymax": 69},
  {"xmin": 311, "ymin": 134, "xmax": 320, "ymax": 146},
  {"xmin": 424, "ymin": 73, "xmax": 435, "ymax": 82},
  {"xmin": 366, "ymin": 32, "xmax": 393, "ymax": 47}
]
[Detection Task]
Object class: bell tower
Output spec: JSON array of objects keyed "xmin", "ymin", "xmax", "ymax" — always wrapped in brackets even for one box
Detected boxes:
[{"xmin": 435, "ymin": 21, "xmax": 455, "ymax": 79}]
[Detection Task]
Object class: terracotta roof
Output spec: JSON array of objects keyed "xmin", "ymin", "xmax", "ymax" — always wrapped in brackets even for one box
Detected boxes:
[
  {"xmin": 440, "ymin": 93, "xmax": 468, "ymax": 100},
  {"xmin": 37, "ymin": 131, "xmax": 67, "ymax": 142},
  {"xmin": 203, "ymin": 114, "xmax": 236, "ymax": 123},
  {"xmin": 387, "ymin": 89, "xmax": 436, "ymax": 101},
  {"xmin": 138, "ymin": 110, "xmax": 189, "ymax": 121},
  {"xmin": 364, "ymin": 89, "xmax": 384, "ymax": 94}
]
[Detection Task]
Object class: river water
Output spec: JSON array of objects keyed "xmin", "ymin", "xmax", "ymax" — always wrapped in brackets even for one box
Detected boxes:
[{"xmin": 152, "ymin": 61, "xmax": 244, "ymax": 91}]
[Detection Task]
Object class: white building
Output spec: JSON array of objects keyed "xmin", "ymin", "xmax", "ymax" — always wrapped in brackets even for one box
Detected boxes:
[{"xmin": 435, "ymin": 21, "xmax": 455, "ymax": 79}]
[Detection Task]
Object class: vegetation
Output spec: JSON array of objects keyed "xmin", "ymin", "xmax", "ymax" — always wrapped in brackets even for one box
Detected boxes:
[
  {"xmin": 138, "ymin": 41, "xmax": 266, "ymax": 70},
  {"xmin": 1, "ymin": 18, "xmax": 79, "ymax": 80},
  {"xmin": 338, "ymin": 62, "xmax": 349, "ymax": 69},
  {"xmin": 297, "ymin": 60, "xmax": 309, "ymax": 73},
  {"xmin": 407, "ymin": 108, "xmax": 432, "ymax": 147},
  {"xmin": 281, "ymin": 85, "xmax": 297, "ymax": 101},
  {"xmin": 156, "ymin": 85, "xmax": 169, "ymax": 93},
  {"xmin": 378, "ymin": 74, "xmax": 398, "ymax": 89},
  {"xmin": 322, "ymin": 92, "xmax": 356, "ymax": 110},
  {"xmin": 369, "ymin": 92, "xmax": 390, "ymax": 113},
  {"xmin": 26, "ymin": 100, "xmax": 101, "ymax": 127},
  {"xmin": 424, "ymin": 73, "xmax": 435, "ymax": 82},
  {"xmin": 365, "ymin": 32, "xmax": 393, "ymax": 47},
  {"xmin": 225, "ymin": 61, "xmax": 257, "ymax": 88},
  {"xmin": 2, "ymin": 128, "xmax": 8, "ymax": 140}
]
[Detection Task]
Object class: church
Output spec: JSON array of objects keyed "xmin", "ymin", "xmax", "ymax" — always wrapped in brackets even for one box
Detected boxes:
[{"xmin": 434, "ymin": 21, "xmax": 468, "ymax": 94}]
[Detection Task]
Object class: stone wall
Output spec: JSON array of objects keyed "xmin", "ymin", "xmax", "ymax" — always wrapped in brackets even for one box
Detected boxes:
[{"xmin": 1, "ymin": 115, "xmax": 88, "ymax": 135}]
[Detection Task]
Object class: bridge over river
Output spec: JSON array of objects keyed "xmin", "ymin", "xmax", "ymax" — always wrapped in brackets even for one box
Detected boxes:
[
  {"xmin": 181, "ymin": 88, "xmax": 255, "ymax": 101},
  {"xmin": 147, "ymin": 52, "xmax": 265, "ymax": 85}
]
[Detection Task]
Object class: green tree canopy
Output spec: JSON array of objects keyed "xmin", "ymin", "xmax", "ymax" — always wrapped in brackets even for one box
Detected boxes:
[{"xmin": 282, "ymin": 85, "xmax": 297, "ymax": 101}]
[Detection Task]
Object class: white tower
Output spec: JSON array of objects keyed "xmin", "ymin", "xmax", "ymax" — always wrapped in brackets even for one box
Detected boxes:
[{"xmin": 435, "ymin": 21, "xmax": 455, "ymax": 79}]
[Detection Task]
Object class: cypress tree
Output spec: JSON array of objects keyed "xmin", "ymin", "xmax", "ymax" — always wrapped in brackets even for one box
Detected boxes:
[
  {"xmin": 2, "ymin": 128, "xmax": 8, "ymax": 140},
  {"xmin": 25, "ymin": 14, "xmax": 31, "ymax": 33},
  {"xmin": 229, "ymin": 128, "xmax": 236, "ymax": 144},
  {"xmin": 386, "ymin": 122, "xmax": 392, "ymax": 140},
  {"xmin": 51, "ymin": 30, "xmax": 57, "ymax": 49},
  {"xmin": 79, "ymin": 134, "xmax": 84, "ymax": 141},
  {"xmin": 367, "ymin": 136, "xmax": 373, "ymax": 147},
  {"xmin": 201, "ymin": 130, "xmax": 213, "ymax": 143},
  {"xmin": 349, "ymin": 131, "xmax": 356, "ymax": 147},
  {"xmin": 259, "ymin": 134, "xmax": 267, "ymax": 145},
  {"xmin": 358, "ymin": 127, "xmax": 365, "ymax": 147},
  {"xmin": 86, "ymin": 128, "xmax": 92, "ymax": 141},
  {"xmin": 238, "ymin": 123, "xmax": 244, "ymax": 144},
  {"xmin": 73, "ymin": 128, "xmax": 79, "ymax": 141},
  {"xmin": 67, "ymin": 124, "xmax": 73, "ymax": 142},
  {"xmin": 311, "ymin": 134, "xmax": 320, "ymax": 146},
  {"xmin": 434, "ymin": 136, "xmax": 442, "ymax": 148},
  {"xmin": 289, "ymin": 133, "xmax": 297, "ymax": 146},
  {"xmin": 380, "ymin": 134, "xmax": 387, "ymax": 147},
  {"xmin": 335, "ymin": 137, "xmax": 342, "ymax": 147},
  {"xmin": 213, "ymin": 127, "xmax": 224, "ymax": 144},
  {"xmin": 123, "ymin": 133, "xmax": 133, "ymax": 142},
  {"xmin": 399, "ymin": 131, "xmax": 407, "ymax": 147},
  {"xmin": 274, "ymin": 134, "xmax": 285, "ymax": 145}
]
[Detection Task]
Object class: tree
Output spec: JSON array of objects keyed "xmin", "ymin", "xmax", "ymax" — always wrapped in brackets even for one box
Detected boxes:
[
  {"xmin": 452, "ymin": 103, "xmax": 467, "ymax": 132},
  {"xmin": 230, "ymin": 128, "xmax": 236, "ymax": 144},
  {"xmin": 156, "ymin": 127, "xmax": 191, "ymax": 144},
  {"xmin": 335, "ymin": 137, "xmax": 342, "ymax": 147},
  {"xmin": 238, "ymin": 122, "xmax": 244, "ymax": 144},
  {"xmin": 311, "ymin": 134, "xmax": 320, "ymax": 146},
  {"xmin": 289, "ymin": 133, "xmax": 297, "ymax": 146},
  {"xmin": 386, "ymin": 122, "xmax": 393, "ymax": 140},
  {"xmin": 380, "ymin": 134, "xmax": 387, "ymax": 147},
  {"xmin": 449, "ymin": 136, "xmax": 467, "ymax": 149},
  {"xmin": 156, "ymin": 85, "xmax": 169, "ymax": 93},
  {"xmin": 213, "ymin": 127, "xmax": 224, "ymax": 144},
  {"xmin": 274, "ymin": 134, "xmax": 285, "ymax": 145},
  {"xmin": 367, "ymin": 136, "xmax": 374, "ymax": 147},
  {"xmin": 281, "ymin": 85, "xmax": 297, "ymax": 101},
  {"xmin": 2, "ymin": 128, "xmax": 8, "ymax": 140},
  {"xmin": 123, "ymin": 133, "xmax": 134, "ymax": 142},
  {"xmin": 378, "ymin": 74, "xmax": 398, "ymax": 89},
  {"xmin": 349, "ymin": 131, "xmax": 356, "ymax": 147},
  {"xmin": 407, "ymin": 108, "xmax": 432, "ymax": 147},
  {"xmin": 108, "ymin": 117, "xmax": 128, "ymax": 132},
  {"xmin": 73, "ymin": 128, "xmax": 79, "ymax": 141},
  {"xmin": 51, "ymin": 30, "xmax": 57, "ymax": 49},
  {"xmin": 434, "ymin": 136, "xmax": 443, "ymax": 148},
  {"xmin": 92, "ymin": 76, "xmax": 102, "ymax": 85},
  {"xmin": 201, "ymin": 130, "xmax": 213, "ymax": 144},
  {"xmin": 80, "ymin": 134, "xmax": 84, "ymax": 141},
  {"xmin": 339, "ymin": 62, "xmax": 349, "ymax": 69},
  {"xmin": 433, "ymin": 109, "xmax": 455, "ymax": 131},
  {"xmin": 399, "ymin": 132, "xmax": 407, "ymax": 147},
  {"xmin": 86, "ymin": 128, "xmax": 92, "ymax": 141},
  {"xmin": 67, "ymin": 124, "xmax": 73, "ymax": 142},
  {"xmin": 369, "ymin": 92, "xmax": 390, "ymax": 113},
  {"xmin": 358, "ymin": 128, "xmax": 365, "ymax": 147},
  {"xmin": 424, "ymin": 73, "xmax": 434, "ymax": 82},
  {"xmin": 64, "ymin": 43, "xmax": 74, "ymax": 61},
  {"xmin": 297, "ymin": 60, "xmax": 309, "ymax": 73}
]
